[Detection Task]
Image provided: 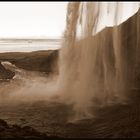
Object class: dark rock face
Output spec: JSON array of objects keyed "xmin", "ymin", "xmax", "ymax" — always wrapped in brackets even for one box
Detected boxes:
[
  {"xmin": 0, "ymin": 63, "xmax": 14, "ymax": 79},
  {"xmin": 75, "ymin": 8, "xmax": 140, "ymax": 90},
  {"xmin": 0, "ymin": 119, "xmax": 51, "ymax": 138}
]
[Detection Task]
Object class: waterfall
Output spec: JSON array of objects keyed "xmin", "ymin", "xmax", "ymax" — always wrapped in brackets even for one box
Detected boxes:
[
  {"xmin": 56, "ymin": 2, "xmax": 140, "ymax": 120},
  {"xmin": 2, "ymin": 2, "xmax": 139, "ymax": 122}
]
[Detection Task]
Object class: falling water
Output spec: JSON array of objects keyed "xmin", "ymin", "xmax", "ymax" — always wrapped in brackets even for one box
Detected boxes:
[
  {"xmin": 56, "ymin": 2, "xmax": 140, "ymax": 120},
  {"xmin": 1, "ymin": 2, "xmax": 140, "ymax": 122}
]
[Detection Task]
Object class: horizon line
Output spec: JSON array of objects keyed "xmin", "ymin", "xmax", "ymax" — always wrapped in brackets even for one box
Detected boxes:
[{"xmin": 0, "ymin": 36, "xmax": 63, "ymax": 40}]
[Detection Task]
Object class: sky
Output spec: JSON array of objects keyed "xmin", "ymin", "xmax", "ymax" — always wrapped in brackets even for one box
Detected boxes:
[
  {"xmin": 0, "ymin": 2, "xmax": 68, "ymax": 38},
  {"xmin": 0, "ymin": 2, "xmax": 139, "ymax": 52}
]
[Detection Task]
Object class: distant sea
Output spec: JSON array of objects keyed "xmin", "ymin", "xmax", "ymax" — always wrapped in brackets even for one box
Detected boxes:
[{"xmin": 0, "ymin": 38, "xmax": 62, "ymax": 52}]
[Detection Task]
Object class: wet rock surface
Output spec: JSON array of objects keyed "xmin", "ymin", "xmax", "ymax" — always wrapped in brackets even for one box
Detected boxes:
[
  {"xmin": 0, "ymin": 119, "xmax": 47, "ymax": 138},
  {"xmin": 0, "ymin": 90, "xmax": 140, "ymax": 138}
]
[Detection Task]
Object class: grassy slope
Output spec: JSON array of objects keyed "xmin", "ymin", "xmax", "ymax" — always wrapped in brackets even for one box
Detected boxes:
[{"xmin": 0, "ymin": 50, "xmax": 59, "ymax": 79}]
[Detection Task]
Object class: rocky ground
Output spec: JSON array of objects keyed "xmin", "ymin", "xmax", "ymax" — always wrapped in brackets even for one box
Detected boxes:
[
  {"xmin": 0, "ymin": 89, "xmax": 140, "ymax": 138},
  {"xmin": 0, "ymin": 119, "xmax": 48, "ymax": 138},
  {"xmin": 0, "ymin": 50, "xmax": 61, "ymax": 138}
]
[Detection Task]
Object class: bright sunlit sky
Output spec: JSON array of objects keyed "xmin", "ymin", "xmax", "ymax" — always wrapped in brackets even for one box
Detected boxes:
[{"xmin": 0, "ymin": 2, "xmax": 68, "ymax": 38}]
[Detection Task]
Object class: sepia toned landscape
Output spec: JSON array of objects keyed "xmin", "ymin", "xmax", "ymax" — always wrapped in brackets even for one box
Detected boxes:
[{"xmin": 0, "ymin": 2, "xmax": 140, "ymax": 138}]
